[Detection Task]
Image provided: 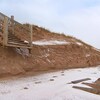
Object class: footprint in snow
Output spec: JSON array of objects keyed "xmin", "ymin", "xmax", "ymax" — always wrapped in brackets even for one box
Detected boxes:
[
  {"xmin": 61, "ymin": 74, "xmax": 65, "ymax": 76},
  {"xmin": 24, "ymin": 87, "xmax": 28, "ymax": 89},
  {"xmin": 49, "ymin": 79, "xmax": 54, "ymax": 81},
  {"xmin": 52, "ymin": 76, "xmax": 58, "ymax": 78},
  {"xmin": 34, "ymin": 81, "xmax": 42, "ymax": 84},
  {"xmin": 91, "ymin": 72, "xmax": 97, "ymax": 74},
  {"xmin": 61, "ymin": 71, "xmax": 64, "ymax": 73}
]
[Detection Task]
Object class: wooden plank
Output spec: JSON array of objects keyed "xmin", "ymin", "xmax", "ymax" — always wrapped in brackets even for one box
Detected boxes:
[
  {"xmin": 82, "ymin": 83, "xmax": 100, "ymax": 89},
  {"xmin": 8, "ymin": 41, "xmax": 30, "ymax": 46},
  {"xmin": 68, "ymin": 78, "xmax": 91, "ymax": 84},
  {"xmin": 73, "ymin": 86, "xmax": 100, "ymax": 95},
  {"xmin": 7, "ymin": 43, "xmax": 32, "ymax": 49}
]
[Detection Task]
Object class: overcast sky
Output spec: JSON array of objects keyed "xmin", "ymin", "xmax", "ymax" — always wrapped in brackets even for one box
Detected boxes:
[{"xmin": 0, "ymin": 0, "xmax": 100, "ymax": 49}]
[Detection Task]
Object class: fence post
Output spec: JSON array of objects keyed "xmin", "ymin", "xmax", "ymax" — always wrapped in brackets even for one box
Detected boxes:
[
  {"xmin": 3, "ymin": 16, "xmax": 8, "ymax": 46},
  {"xmin": 30, "ymin": 24, "xmax": 33, "ymax": 47},
  {"xmin": 28, "ymin": 24, "xmax": 33, "ymax": 54},
  {"xmin": 11, "ymin": 15, "xmax": 14, "ymax": 34}
]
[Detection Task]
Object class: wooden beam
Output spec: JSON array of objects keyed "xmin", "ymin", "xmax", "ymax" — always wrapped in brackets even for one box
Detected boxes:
[{"xmin": 69, "ymin": 78, "xmax": 91, "ymax": 84}]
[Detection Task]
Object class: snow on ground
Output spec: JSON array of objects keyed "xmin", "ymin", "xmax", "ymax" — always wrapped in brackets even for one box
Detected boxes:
[
  {"xmin": 32, "ymin": 40, "xmax": 69, "ymax": 45},
  {"xmin": 25, "ymin": 40, "xmax": 84, "ymax": 46},
  {"xmin": 76, "ymin": 42, "xmax": 83, "ymax": 46},
  {"xmin": 86, "ymin": 54, "xmax": 90, "ymax": 57},
  {"xmin": 0, "ymin": 66, "xmax": 100, "ymax": 100}
]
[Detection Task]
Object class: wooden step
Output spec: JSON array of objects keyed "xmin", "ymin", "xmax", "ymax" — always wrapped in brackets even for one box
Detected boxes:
[
  {"xmin": 8, "ymin": 41, "xmax": 30, "ymax": 46},
  {"xmin": 8, "ymin": 38, "xmax": 26, "ymax": 43},
  {"xmin": 8, "ymin": 40, "xmax": 29, "ymax": 46},
  {"xmin": 7, "ymin": 43, "xmax": 32, "ymax": 48}
]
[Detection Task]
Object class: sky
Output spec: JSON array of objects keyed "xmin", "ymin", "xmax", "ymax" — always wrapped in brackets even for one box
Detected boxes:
[{"xmin": 0, "ymin": 0, "xmax": 100, "ymax": 49}]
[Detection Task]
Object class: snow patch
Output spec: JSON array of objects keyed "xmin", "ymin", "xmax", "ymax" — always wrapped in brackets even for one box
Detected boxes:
[
  {"xmin": 86, "ymin": 54, "xmax": 90, "ymax": 57},
  {"xmin": 76, "ymin": 42, "xmax": 83, "ymax": 46},
  {"xmin": 24, "ymin": 40, "xmax": 29, "ymax": 43},
  {"xmin": 32, "ymin": 40, "xmax": 69, "ymax": 45}
]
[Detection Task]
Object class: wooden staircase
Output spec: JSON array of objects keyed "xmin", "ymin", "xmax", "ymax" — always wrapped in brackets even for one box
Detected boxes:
[
  {"xmin": 7, "ymin": 32, "xmax": 31, "ymax": 48},
  {"xmin": 0, "ymin": 12, "xmax": 32, "ymax": 51}
]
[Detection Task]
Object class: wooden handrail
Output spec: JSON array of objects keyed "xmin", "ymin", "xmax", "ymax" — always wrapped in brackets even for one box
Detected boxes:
[{"xmin": 0, "ymin": 12, "xmax": 30, "ymax": 34}]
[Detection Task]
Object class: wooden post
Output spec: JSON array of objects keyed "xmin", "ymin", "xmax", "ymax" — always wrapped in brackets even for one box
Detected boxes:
[
  {"xmin": 3, "ymin": 16, "xmax": 8, "ymax": 46},
  {"xmin": 11, "ymin": 15, "xmax": 14, "ymax": 34},
  {"xmin": 29, "ymin": 24, "xmax": 33, "ymax": 54},
  {"xmin": 30, "ymin": 24, "xmax": 33, "ymax": 47}
]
